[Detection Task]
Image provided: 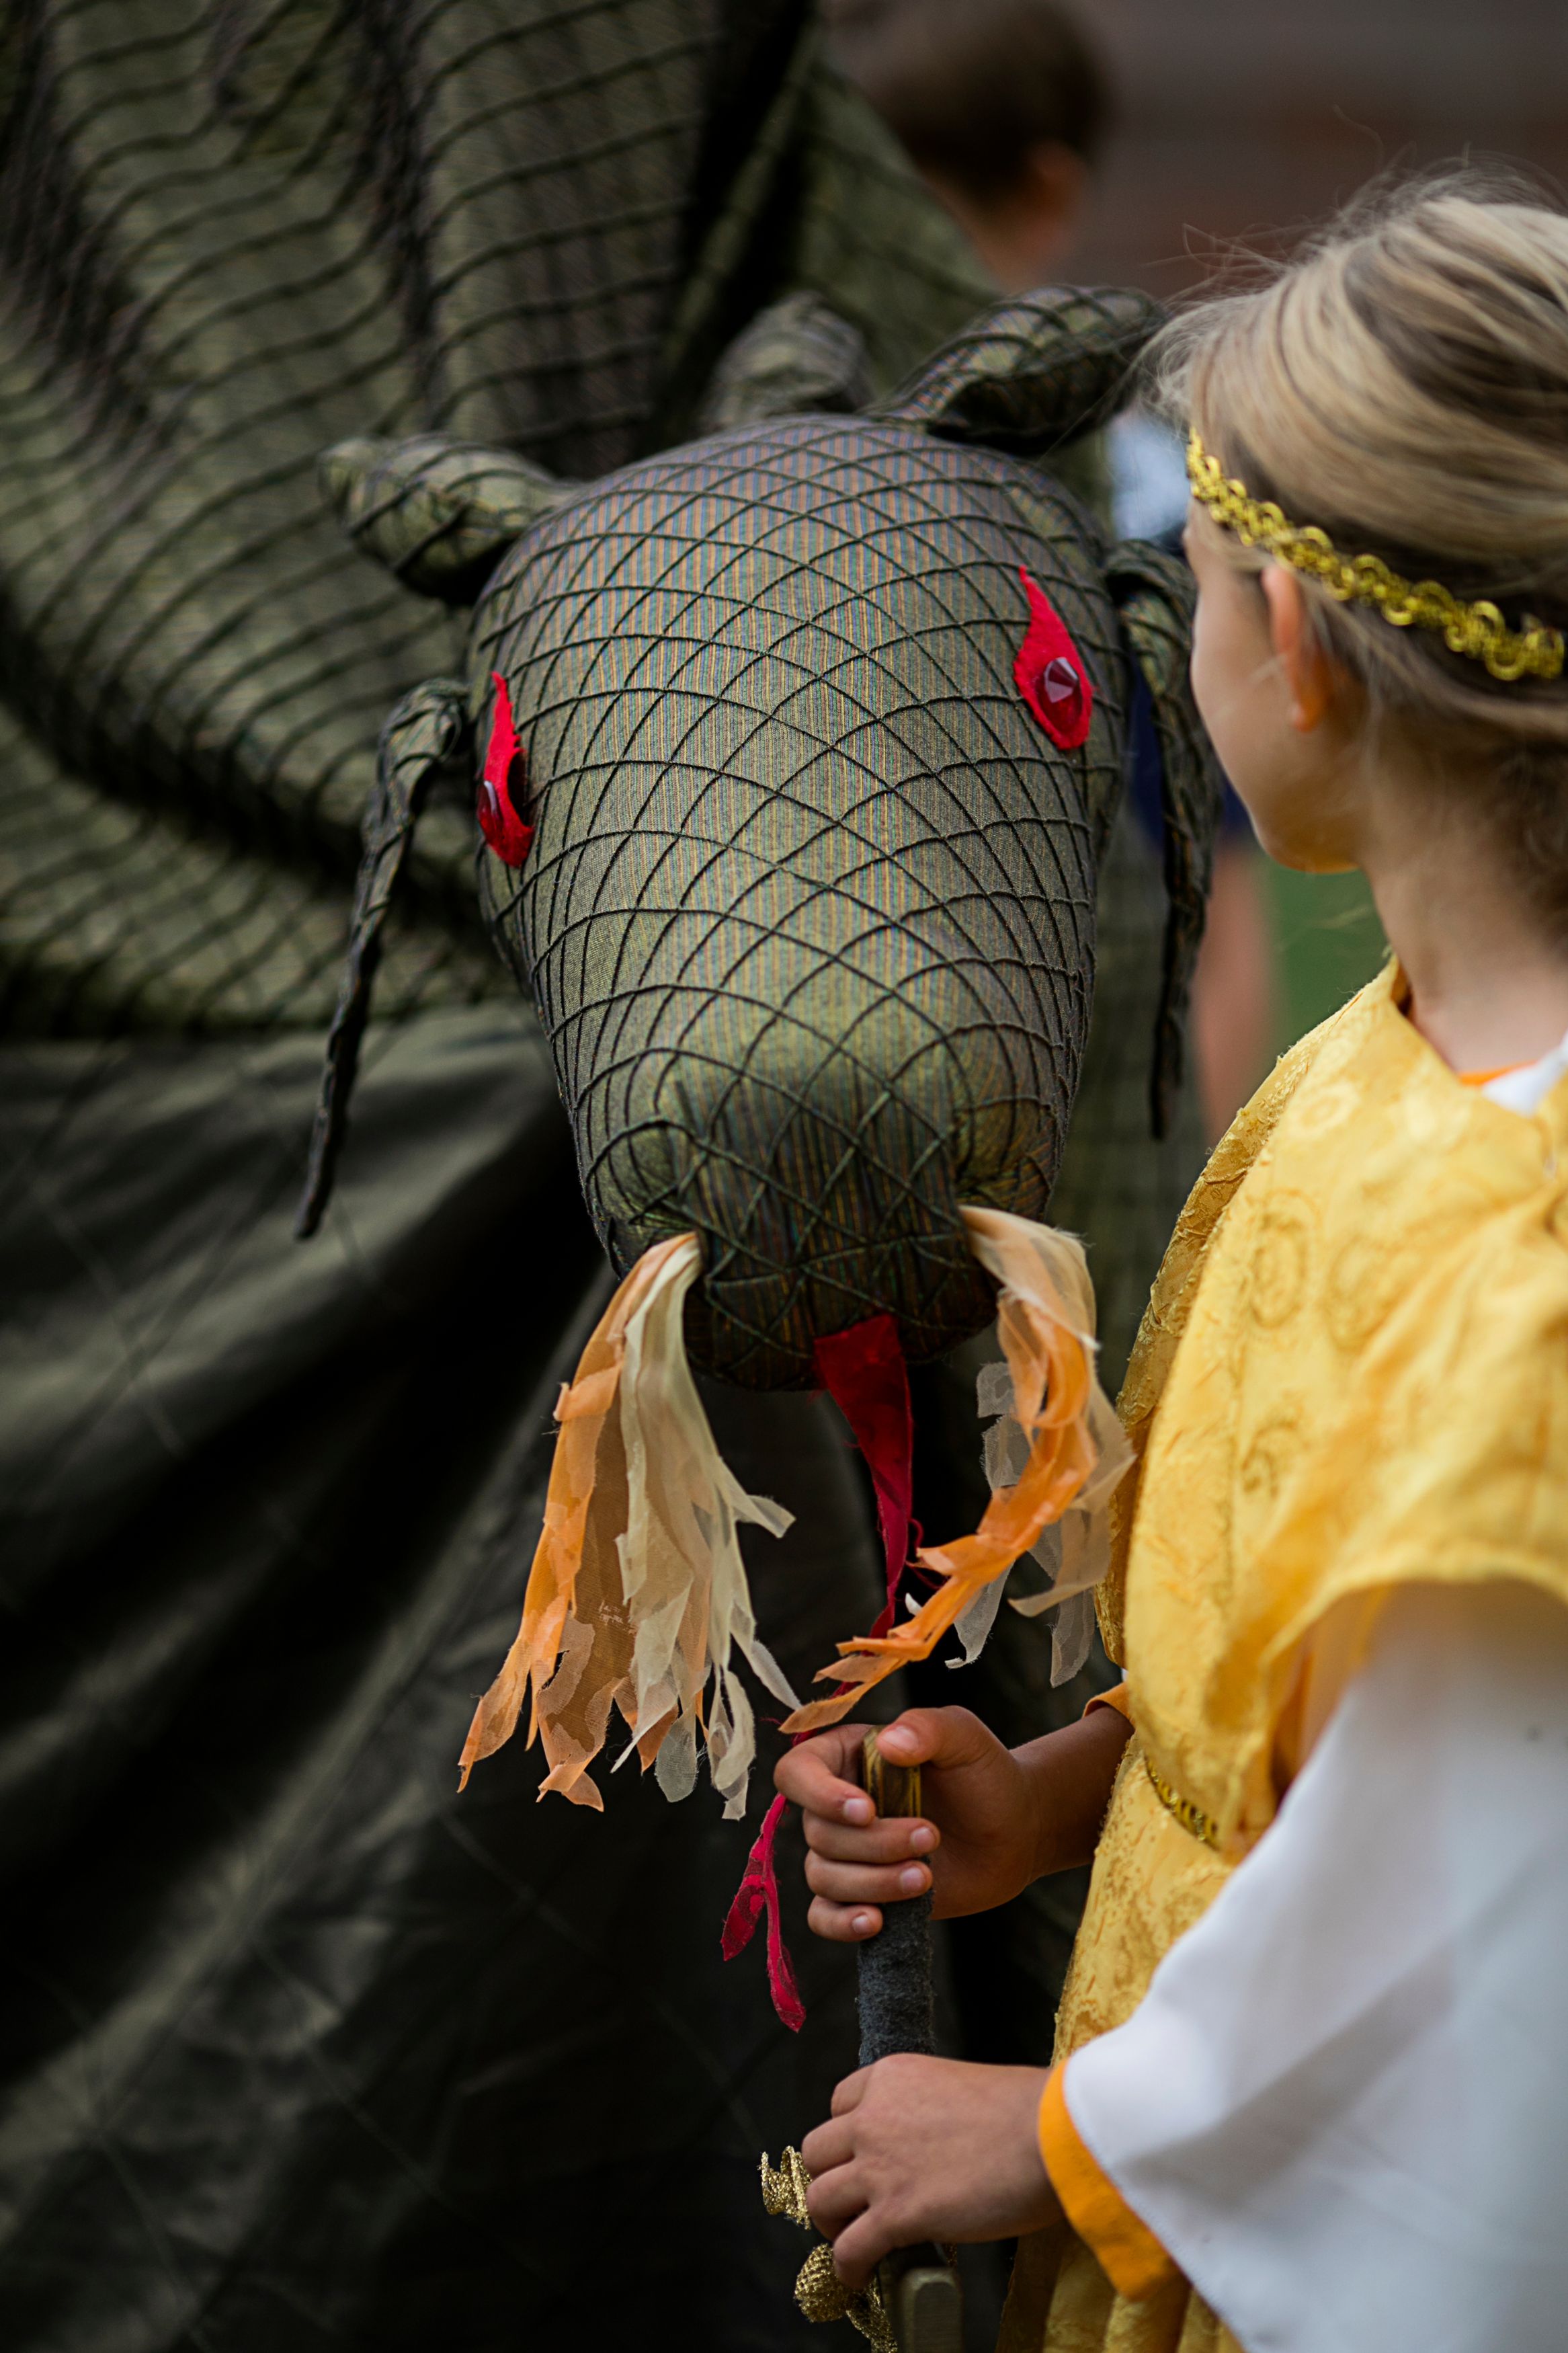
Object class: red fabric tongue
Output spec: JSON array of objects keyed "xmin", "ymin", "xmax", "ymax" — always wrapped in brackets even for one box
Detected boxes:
[
  {"xmin": 813, "ymin": 1312, "xmax": 915, "ymax": 1638},
  {"xmin": 721, "ymin": 1312, "xmax": 916, "ymax": 2030}
]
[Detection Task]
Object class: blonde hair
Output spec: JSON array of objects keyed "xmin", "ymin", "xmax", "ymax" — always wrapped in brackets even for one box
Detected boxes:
[{"xmin": 1152, "ymin": 172, "xmax": 1568, "ymax": 914}]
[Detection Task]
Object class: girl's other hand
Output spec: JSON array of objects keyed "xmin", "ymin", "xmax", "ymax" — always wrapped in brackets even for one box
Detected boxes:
[
  {"xmin": 802, "ymin": 2053, "xmax": 1059, "ymax": 2286},
  {"xmin": 773, "ymin": 1706, "xmax": 1039, "ymax": 1941}
]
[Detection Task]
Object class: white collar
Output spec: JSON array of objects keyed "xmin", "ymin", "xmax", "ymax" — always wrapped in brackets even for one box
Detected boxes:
[{"xmin": 1480, "ymin": 1025, "xmax": 1568, "ymax": 1115}]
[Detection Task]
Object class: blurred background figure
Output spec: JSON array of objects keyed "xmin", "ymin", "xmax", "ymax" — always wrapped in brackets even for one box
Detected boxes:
[
  {"xmin": 824, "ymin": 0, "xmax": 1108, "ymax": 286},
  {"xmin": 827, "ymin": 0, "xmax": 1277, "ymax": 1139}
]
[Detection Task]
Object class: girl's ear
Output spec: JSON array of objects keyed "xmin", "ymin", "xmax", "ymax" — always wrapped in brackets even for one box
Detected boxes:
[
  {"xmin": 876, "ymin": 284, "xmax": 1164, "ymax": 457},
  {"xmin": 1263, "ymin": 565, "xmax": 1337, "ymax": 731}
]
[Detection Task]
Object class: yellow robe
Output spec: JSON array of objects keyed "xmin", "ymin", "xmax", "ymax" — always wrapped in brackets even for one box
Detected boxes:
[{"xmin": 1001, "ymin": 965, "xmax": 1568, "ymax": 2353}]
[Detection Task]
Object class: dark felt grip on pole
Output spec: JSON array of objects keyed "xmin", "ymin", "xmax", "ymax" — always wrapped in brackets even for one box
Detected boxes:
[
  {"xmin": 855, "ymin": 1732, "xmax": 962, "ymax": 2353},
  {"xmin": 856, "ymin": 1730, "xmax": 936, "ymax": 2068}
]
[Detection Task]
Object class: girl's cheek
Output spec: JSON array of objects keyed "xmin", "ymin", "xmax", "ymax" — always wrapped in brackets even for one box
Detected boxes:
[
  {"xmin": 1189, "ymin": 589, "xmax": 1267, "ymax": 797},
  {"xmin": 1188, "ymin": 601, "xmax": 1231, "ymax": 750}
]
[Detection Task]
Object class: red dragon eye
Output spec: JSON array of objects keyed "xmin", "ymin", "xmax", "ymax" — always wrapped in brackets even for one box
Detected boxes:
[
  {"xmin": 1014, "ymin": 567, "xmax": 1094, "ymax": 750},
  {"xmin": 478, "ymin": 672, "xmax": 534, "ymax": 867}
]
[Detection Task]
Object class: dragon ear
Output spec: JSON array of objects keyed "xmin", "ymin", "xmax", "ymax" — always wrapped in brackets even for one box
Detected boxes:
[
  {"xmin": 319, "ymin": 433, "xmax": 581, "ymax": 604},
  {"xmin": 697, "ymin": 292, "xmax": 873, "ymax": 432},
  {"xmin": 1105, "ymin": 539, "xmax": 1227, "ymax": 1140},
  {"xmin": 877, "ymin": 285, "xmax": 1163, "ymax": 457}
]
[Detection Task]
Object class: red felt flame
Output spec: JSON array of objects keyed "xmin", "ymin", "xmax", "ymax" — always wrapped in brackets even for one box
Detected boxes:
[
  {"xmin": 720, "ymin": 1792, "xmax": 804, "ymax": 2033},
  {"xmin": 721, "ymin": 1312, "xmax": 916, "ymax": 2031},
  {"xmin": 477, "ymin": 672, "xmax": 534, "ymax": 866},
  {"xmin": 1014, "ymin": 567, "xmax": 1094, "ymax": 750}
]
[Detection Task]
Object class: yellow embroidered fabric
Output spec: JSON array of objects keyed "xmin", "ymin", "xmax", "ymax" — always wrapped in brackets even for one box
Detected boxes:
[
  {"xmin": 1141, "ymin": 1754, "xmax": 1221, "ymax": 1853},
  {"xmin": 1005, "ymin": 960, "xmax": 1568, "ymax": 2352}
]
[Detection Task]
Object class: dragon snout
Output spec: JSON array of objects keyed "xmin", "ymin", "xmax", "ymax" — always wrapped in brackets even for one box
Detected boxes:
[{"xmin": 584, "ymin": 963, "xmax": 1073, "ymax": 1387}]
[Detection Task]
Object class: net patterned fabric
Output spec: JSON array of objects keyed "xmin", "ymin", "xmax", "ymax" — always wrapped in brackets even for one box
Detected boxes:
[{"xmin": 479, "ymin": 417, "xmax": 1120, "ymax": 1386}]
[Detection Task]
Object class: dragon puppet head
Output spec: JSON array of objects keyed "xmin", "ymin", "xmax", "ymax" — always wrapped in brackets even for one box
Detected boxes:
[{"xmin": 298, "ymin": 286, "xmax": 1219, "ymax": 1825}]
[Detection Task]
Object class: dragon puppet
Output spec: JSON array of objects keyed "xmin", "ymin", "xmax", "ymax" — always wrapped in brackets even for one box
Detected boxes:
[{"xmin": 299, "ymin": 283, "xmax": 1219, "ymax": 1962}]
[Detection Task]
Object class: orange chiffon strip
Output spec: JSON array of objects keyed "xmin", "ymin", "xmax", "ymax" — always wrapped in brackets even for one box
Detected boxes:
[
  {"xmin": 780, "ymin": 1210, "xmax": 1103, "ymax": 1736},
  {"xmin": 457, "ymin": 1235, "xmax": 692, "ymax": 1793}
]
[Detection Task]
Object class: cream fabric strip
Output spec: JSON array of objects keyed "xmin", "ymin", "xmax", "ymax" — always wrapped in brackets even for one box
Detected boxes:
[
  {"xmin": 612, "ymin": 1233, "xmax": 799, "ymax": 1817},
  {"xmin": 459, "ymin": 1231, "xmax": 797, "ymax": 1816},
  {"xmin": 783, "ymin": 1207, "xmax": 1130, "ymax": 1734}
]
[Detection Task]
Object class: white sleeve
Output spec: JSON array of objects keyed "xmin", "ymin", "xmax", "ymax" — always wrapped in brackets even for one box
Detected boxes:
[{"xmin": 1063, "ymin": 1579, "xmax": 1568, "ymax": 2353}]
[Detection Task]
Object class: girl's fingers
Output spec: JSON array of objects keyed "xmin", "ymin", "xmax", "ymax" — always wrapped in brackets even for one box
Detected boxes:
[
  {"xmin": 774, "ymin": 1743, "xmax": 874, "ymax": 1825},
  {"xmin": 808, "ymin": 1895, "xmax": 882, "ymax": 1942},
  {"xmin": 804, "ymin": 2163, "xmax": 869, "ymax": 2241},
  {"xmin": 829, "ymin": 2066, "xmax": 871, "ymax": 2114},
  {"xmin": 805, "ymin": 1853, "xmax": 932, "ymax": 1905},
  {"xmin": 802, "ymin": 1813, "xmax": 938, "ymax": 1864},
  {"xmin": 827, "ymin": 2208, "xmax": 891, "ymax": 2290},
  {"xmin": 877, "ymin": 1705, "xmax": 997, "ymax": 1770},
  {"xmin": 800, "ymin": 2113, "xmax": 856, "ymax": 2177},
  {"xmin": 872, "ymin": 1709, "xmax": 941, "ymax": 1765}
]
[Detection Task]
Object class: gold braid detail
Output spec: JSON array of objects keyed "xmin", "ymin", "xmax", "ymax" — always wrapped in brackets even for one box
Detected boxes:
[{"xmin": 1186, "ymin": 430, "xmax": 1565, "ymax": 684}]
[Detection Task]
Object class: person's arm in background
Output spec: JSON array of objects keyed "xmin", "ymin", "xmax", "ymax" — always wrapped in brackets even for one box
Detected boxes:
[{"xmin": 1192, "ymin": 831, "xmax": 1276, "ymax": 1142}]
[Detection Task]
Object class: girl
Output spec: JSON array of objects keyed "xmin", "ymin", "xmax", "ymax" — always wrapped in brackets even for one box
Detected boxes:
[{"xmin": 777, "ymin": 177, "xmax": 1568, "ymax": 2353}]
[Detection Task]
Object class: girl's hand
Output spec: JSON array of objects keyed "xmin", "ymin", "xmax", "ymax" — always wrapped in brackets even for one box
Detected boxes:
[
  {"xmin": 773, "ymin": 1706, "xmax": 1038, "ymax": 1939},
  {"xmin": 774, "ymin": 1700, "xmax": 1134, "ymax": 1942},
  {"xmin": 802, "ymin": 2054, "xmax": 1060, "ymax": 2287}
]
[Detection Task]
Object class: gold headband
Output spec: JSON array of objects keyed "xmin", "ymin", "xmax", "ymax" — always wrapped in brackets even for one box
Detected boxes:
[{"xmin": 1186, "ymin": 429, "xmax": 1565, "ymax": 685}]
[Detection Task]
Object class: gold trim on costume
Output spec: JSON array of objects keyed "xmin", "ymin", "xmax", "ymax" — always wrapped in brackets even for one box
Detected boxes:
[
  {"xmin": 1145, "ymin": 1751, "xmax": 1223, "ymax": 1850},
  {"xmin": 1186, "ymin": 430, "xmax": 1566, "ymax": 684}
]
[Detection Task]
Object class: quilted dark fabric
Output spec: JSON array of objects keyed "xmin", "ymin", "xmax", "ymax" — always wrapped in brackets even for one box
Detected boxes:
[
  {"xmin": 0, "ymin": 1012, "xmax": 899, "ymax": 2352},
  {"xmin": 698, "ymin": 288, "xmax": 874, "ymax": 430}
]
